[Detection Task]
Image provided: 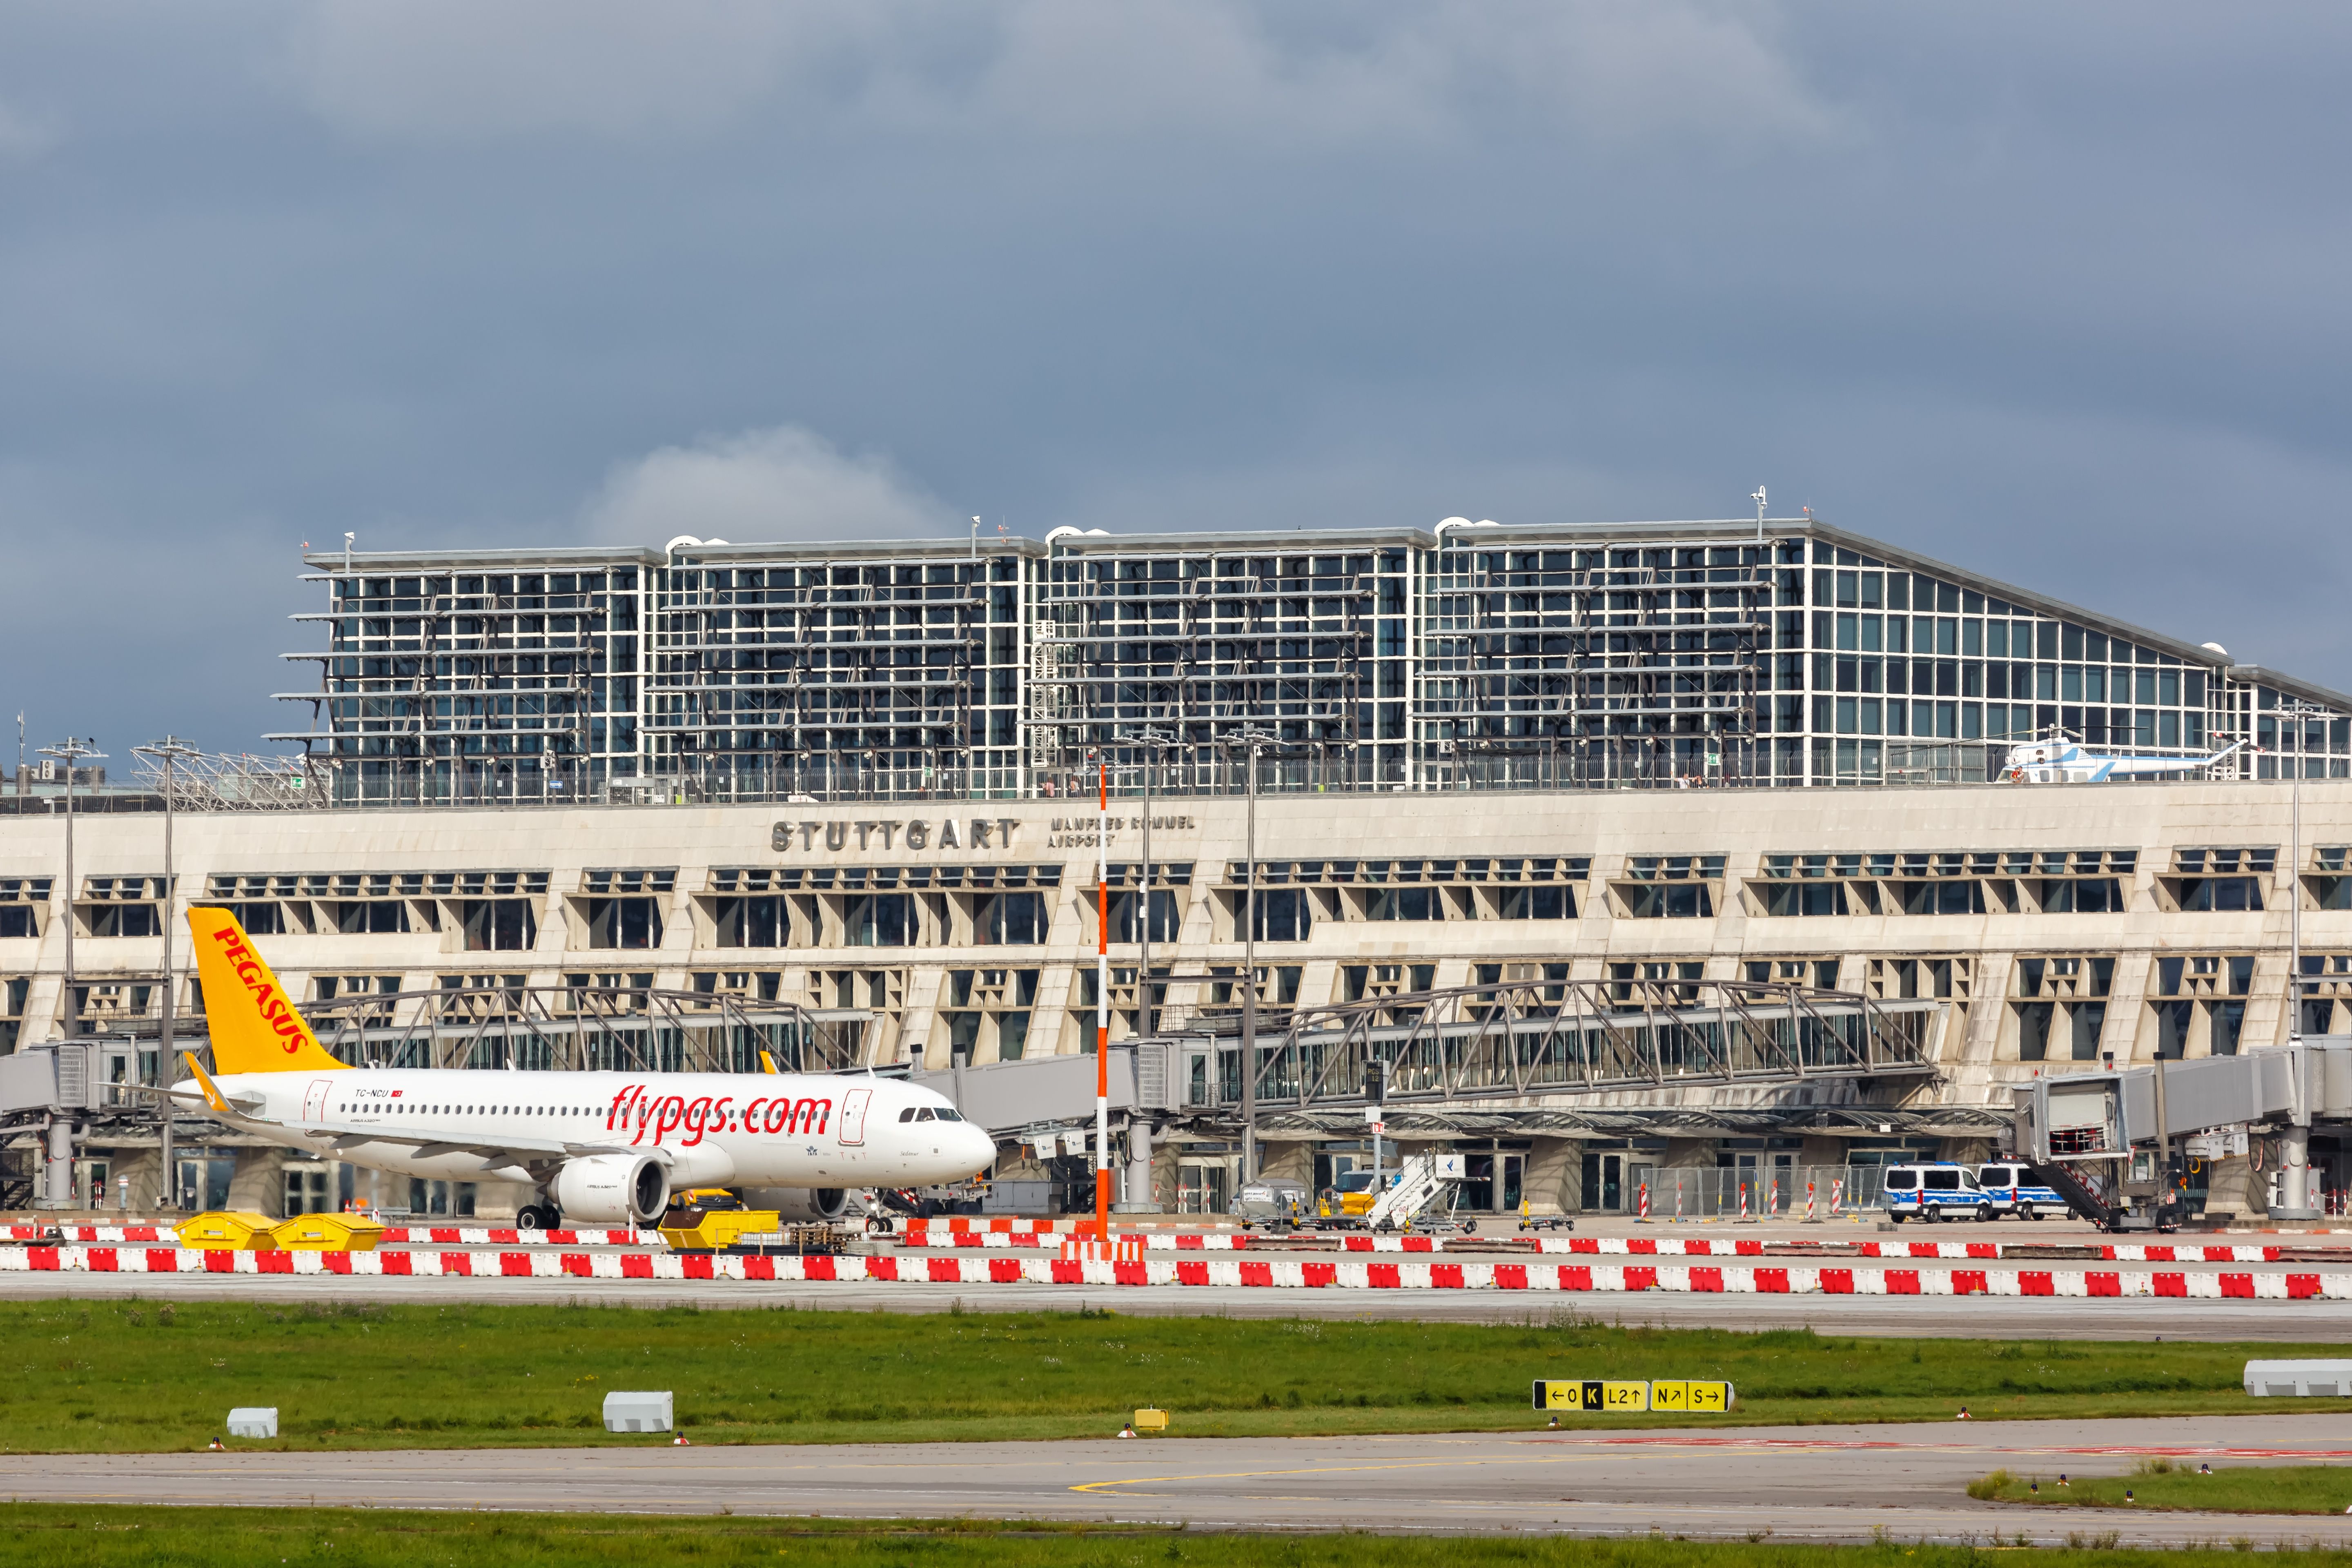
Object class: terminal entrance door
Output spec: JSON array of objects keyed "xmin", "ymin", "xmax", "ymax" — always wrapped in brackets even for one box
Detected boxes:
[
  {"xmin": 177, "ymin": 1155, "xmax": 233, "ymax": 1211},
  {"xmin": 73, "ymin": 1158, "xmax": 111, "ymax": 1209},
  {"xmin": 1465, "ymin": 1152, "xmax": 1525, "ymax": 1213},
  {"xmin": 1581, "ymin": 1152, "xmax": 1625, "ymax": 1212}
]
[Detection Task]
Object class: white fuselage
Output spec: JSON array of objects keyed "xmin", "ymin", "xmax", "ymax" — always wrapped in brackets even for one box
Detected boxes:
[{"xmin": 188, "ymin": 1067, "xmax": 996, "ymax": 1191}]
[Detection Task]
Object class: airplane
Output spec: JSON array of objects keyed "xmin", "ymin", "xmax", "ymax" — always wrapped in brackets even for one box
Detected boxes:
[
  {"xmin": 2001, "ymin": 733, "xmax": 2249, "ymax": 785},
  {"xmin": 163, "ymin": 907, "xmax": 996, "ymax": 1229}
]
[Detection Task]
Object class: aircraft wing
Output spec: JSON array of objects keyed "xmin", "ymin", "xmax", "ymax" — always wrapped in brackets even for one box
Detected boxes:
[{"xmin": 294, "ymin": 1120, "xmax": 643, "ymax": 1169}]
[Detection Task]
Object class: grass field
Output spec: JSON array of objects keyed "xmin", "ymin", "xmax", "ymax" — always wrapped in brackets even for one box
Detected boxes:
[
  {"xmin": 0, "ymin": 1297, "xmax": 2339, "ymax": 1453},
  {"xmin": 2, "ymin": 1508, "xmax": 2349, "ymax": 1568},
  {"xmin": 1971, "ymin": 1461, "xmax": 2352, "ymax": 1516}
]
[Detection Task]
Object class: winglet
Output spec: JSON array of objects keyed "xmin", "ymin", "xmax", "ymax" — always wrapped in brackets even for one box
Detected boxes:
[
  {"xmin": 187, "ymin": 906, "xmax": 350, "ymax": 1074},
  {"xmin": 182, "ymin": 1050, "xmax": 232, "ymax": 1115},
  {"xmin": 759, "ymin": 1050, "xmax": 780, "ymax": 1076}
]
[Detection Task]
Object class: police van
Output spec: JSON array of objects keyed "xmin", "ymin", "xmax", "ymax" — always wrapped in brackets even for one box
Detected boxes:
[
  {"xmin": 1880, "ymin": 1162, "xmax": 1990, "ymax": 1222},
  {"xmin": 1973, "ymin": 1162, "xmax": 2071, "ymax": 1220}
]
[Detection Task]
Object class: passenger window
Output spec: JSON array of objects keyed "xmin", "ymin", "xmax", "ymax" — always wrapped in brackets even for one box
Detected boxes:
[
  {"xmin": 1926, "ymin": 1171, "xmax": 1959, "ymax": 1190},
  {"xmin": 1885, "ymin": 1171, "xmax": 1916, "ymax": 1190}
]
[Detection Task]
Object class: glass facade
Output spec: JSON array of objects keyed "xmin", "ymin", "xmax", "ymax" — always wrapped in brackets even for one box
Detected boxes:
[{"xmin": 275, "ymin": 522, "xmax": 2351, "ymax": 801}]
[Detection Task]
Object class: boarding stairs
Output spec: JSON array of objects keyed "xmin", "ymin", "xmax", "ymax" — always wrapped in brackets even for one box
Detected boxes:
[{"xmin": 1363, "ymin": 1154, "xmax": 1461, "ymax": 1232}]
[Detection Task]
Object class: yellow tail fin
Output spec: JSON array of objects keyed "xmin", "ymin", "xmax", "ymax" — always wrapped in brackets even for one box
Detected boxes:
[{"xmin": 188, "ymin": 906, "xmax": 350, "ymax": 1074}]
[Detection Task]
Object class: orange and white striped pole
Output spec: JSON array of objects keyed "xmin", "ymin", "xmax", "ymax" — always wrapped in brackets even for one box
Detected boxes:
[
  {"xmin": 1094, "ymin": 751, "xmax": 1111, "ymax": 1246},
  {"xmin": 1804, "ymin": 1180, "xmax": 1817, "ymax": 1223}
]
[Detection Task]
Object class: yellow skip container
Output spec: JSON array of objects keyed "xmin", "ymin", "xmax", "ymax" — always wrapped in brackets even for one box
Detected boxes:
[
  {"xmin": 176, "ymin": 1211, "xmax": 279, "ymax": 1251},
  {"xmin": 269, "ymin": 1213, "xmax": 386, "ymax": 1252},
  {"xmin": 658, "ymin": 1209, "xmax": 783, "ymax": 1253}
]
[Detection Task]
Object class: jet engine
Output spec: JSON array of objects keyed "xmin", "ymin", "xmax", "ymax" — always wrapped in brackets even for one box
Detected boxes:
[
  {"xmin": 746, "ymin": 1186, "xmax": 849, "ymax": 1222},
  {"xmin": 554, "ymin": 1152, "xmax": 669, "ymax": 1225}
]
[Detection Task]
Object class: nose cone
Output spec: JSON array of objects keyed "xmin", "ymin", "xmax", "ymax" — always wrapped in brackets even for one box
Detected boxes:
[{"xmin": 953, "ymin": 1123, "xmax": 997, "ymax": 1177}]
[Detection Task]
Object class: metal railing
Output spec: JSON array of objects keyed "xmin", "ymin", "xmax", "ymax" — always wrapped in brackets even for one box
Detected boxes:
[
  {"xmin": 1183, "ymin": 979, "xmax": 1943, "ymax": 1109},
  {"xmin": 301, "ymin": 986, "xmax": 872, "ymax": 1075},
  {"xmin": 102, "ymin": 735, "xmax": 2278, "ymax": 813},
  {"xmin": 1589, "ymin": 1163, "xmax": 1891, "ymax": 1219}
]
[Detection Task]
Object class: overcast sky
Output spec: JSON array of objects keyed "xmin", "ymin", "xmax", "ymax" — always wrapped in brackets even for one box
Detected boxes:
[{"xmin": 3, "ymin": 2, "xmax": 2348, "ymax": 764}]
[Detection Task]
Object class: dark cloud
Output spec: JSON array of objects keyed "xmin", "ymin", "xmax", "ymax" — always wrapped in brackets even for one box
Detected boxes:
[{"xmin": 2, "ymin": 0, "xmax": 2348, "ymax": 758}]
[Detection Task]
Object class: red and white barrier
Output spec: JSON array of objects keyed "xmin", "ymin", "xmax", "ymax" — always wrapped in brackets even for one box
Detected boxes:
[
  {"xmin": 1519, "ymin": 1236, "xmax": 2002, "ymax": 1258},
  {"xmin": 4, "ymin": 1225, "xmax": 654, "ymax": 1249},
  {"xmin": 2, "ymin": 1226, "xmax": 2300, "ymax": 1266},
  {"xmin": 7, "ymin": 1225, "xmax": 175, "ymax": 1244},
  {"xmin": 0, "ymin": 1244, "xmax": 2341, "ymax": 1299},
  {"xmin": 901, "ymin": 1231, "xmax": 1245, "ymax": 1250},
  {"xmin": 379, "ymin": 1228, "xmax": 650, "ymax": 1246},
  {"xmin": 897, "ymin": 1217, "xmax": 1238, "ymax": 1236}
]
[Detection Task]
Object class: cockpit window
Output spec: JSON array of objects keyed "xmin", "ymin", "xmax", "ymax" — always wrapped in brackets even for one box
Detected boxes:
[
  {"xmin": 939, "ymin": 1109, "xmax": 962, "ymax": 1122},
  {"xmin": 898, "ymin": 1108, "xmax": 917, "ymax": 1123}
]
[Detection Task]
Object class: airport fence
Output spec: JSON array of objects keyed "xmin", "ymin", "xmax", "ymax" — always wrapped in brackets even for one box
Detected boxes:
[{"xmin": 1592, "ymin": 1165, "xmax": 1891, "ymax": 1221}]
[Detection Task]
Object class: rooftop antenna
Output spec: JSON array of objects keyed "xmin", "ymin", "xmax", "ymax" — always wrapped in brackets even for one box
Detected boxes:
[
  {"xmin": 970, "ymin": 516, "xmax": 980, "ymax": 561},
  {"xmin": 343, "ymin": 531, "xmax": 356, "ymax": 574},
  {"xmin": 1751, "ymin": 486, "xmax": 1767, "ymax": 543}
]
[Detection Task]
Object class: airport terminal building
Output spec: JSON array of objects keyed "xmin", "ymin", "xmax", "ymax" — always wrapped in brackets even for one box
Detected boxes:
[{"xmin": 4, "ymin": 516, "xmax": 2351, "ymax": 1223}]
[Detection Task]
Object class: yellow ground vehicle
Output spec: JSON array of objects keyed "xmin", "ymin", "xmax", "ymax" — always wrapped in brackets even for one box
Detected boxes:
[
  {"xmin": 1316, "ymin": 1169, "xmax": 1386, "ymax": 1222},
  {"xmin": 657, "ymin": 1189, "xmax": 782, "ymax": 1252}
]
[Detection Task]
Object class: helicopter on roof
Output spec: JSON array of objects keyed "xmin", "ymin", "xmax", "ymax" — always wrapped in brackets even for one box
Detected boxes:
[{"xmin": 2002, "ymin": 729, "xmax": 2249, "ymax": 784}]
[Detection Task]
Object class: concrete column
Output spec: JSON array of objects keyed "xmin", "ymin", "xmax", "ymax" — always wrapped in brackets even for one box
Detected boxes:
[
  {"xmin": 1257, "ymin": 1141, "xmax": 1312, "ymax": 1185},
  {"xmin": 40, "ymin": 1118, "xmax": 74, "ymax": 1209},
  {"xmin": 2205, "ymin": 1154, "xmax": 2258, "ymax": 1219},
  {"xmin": 1522, "ymin": 1137, "xmax": 1577, "ymax": 1216},
  {"xmin": 2275, "ymin": 1125, "xmax": 2320, "ymax": 1220},
  {"xmin": 1116, "ymin": 1120, "xmax": 1154, "ymax": 1213}
]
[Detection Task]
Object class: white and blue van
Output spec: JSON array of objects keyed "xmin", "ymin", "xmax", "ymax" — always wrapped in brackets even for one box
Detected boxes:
[
  {"xmin": 1973, "ymin": 1162, "xmax": 2071, "ymax": 1221},
  {"xmin": 1880, "ymin": 1163, "xmax": 1990, "ymax": 1223}
]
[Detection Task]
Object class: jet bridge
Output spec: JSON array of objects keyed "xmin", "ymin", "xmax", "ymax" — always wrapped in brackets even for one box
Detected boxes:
[{"xmin": 2014, "ymin": 1038, "xmax": 2352, "ymax": 1229}]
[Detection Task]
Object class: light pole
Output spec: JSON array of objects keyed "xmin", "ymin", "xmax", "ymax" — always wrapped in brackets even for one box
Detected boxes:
[
  {"xmin": 2278, "ymin": 702, "xmax": 2328, "ymax": 1044},
  {"xmin": 36, "ymin": 737, "xmax": 102, "ymax": 1213},
  {"xmin": 134, "ymin": 737, "xmax": 199, "ymax": 1211},
  {"xmin": 37, "ymin": 739, "xmax": 103, "ymax": 1042},
  {"xmin": 1228, "ymin": 726, "xmax": 1276, "ymax": 1185},
  {"xmin": 1123, "ymin": 726, "xmax": 1175, "ymax": 1039},
  {"xmin": 1091, "ymin": 748, "xmax": 1110, "ymax": 1242},
  {"xmin": 2274, "ymin": 701, "xmax": 2327, "ymax": 1222}
]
